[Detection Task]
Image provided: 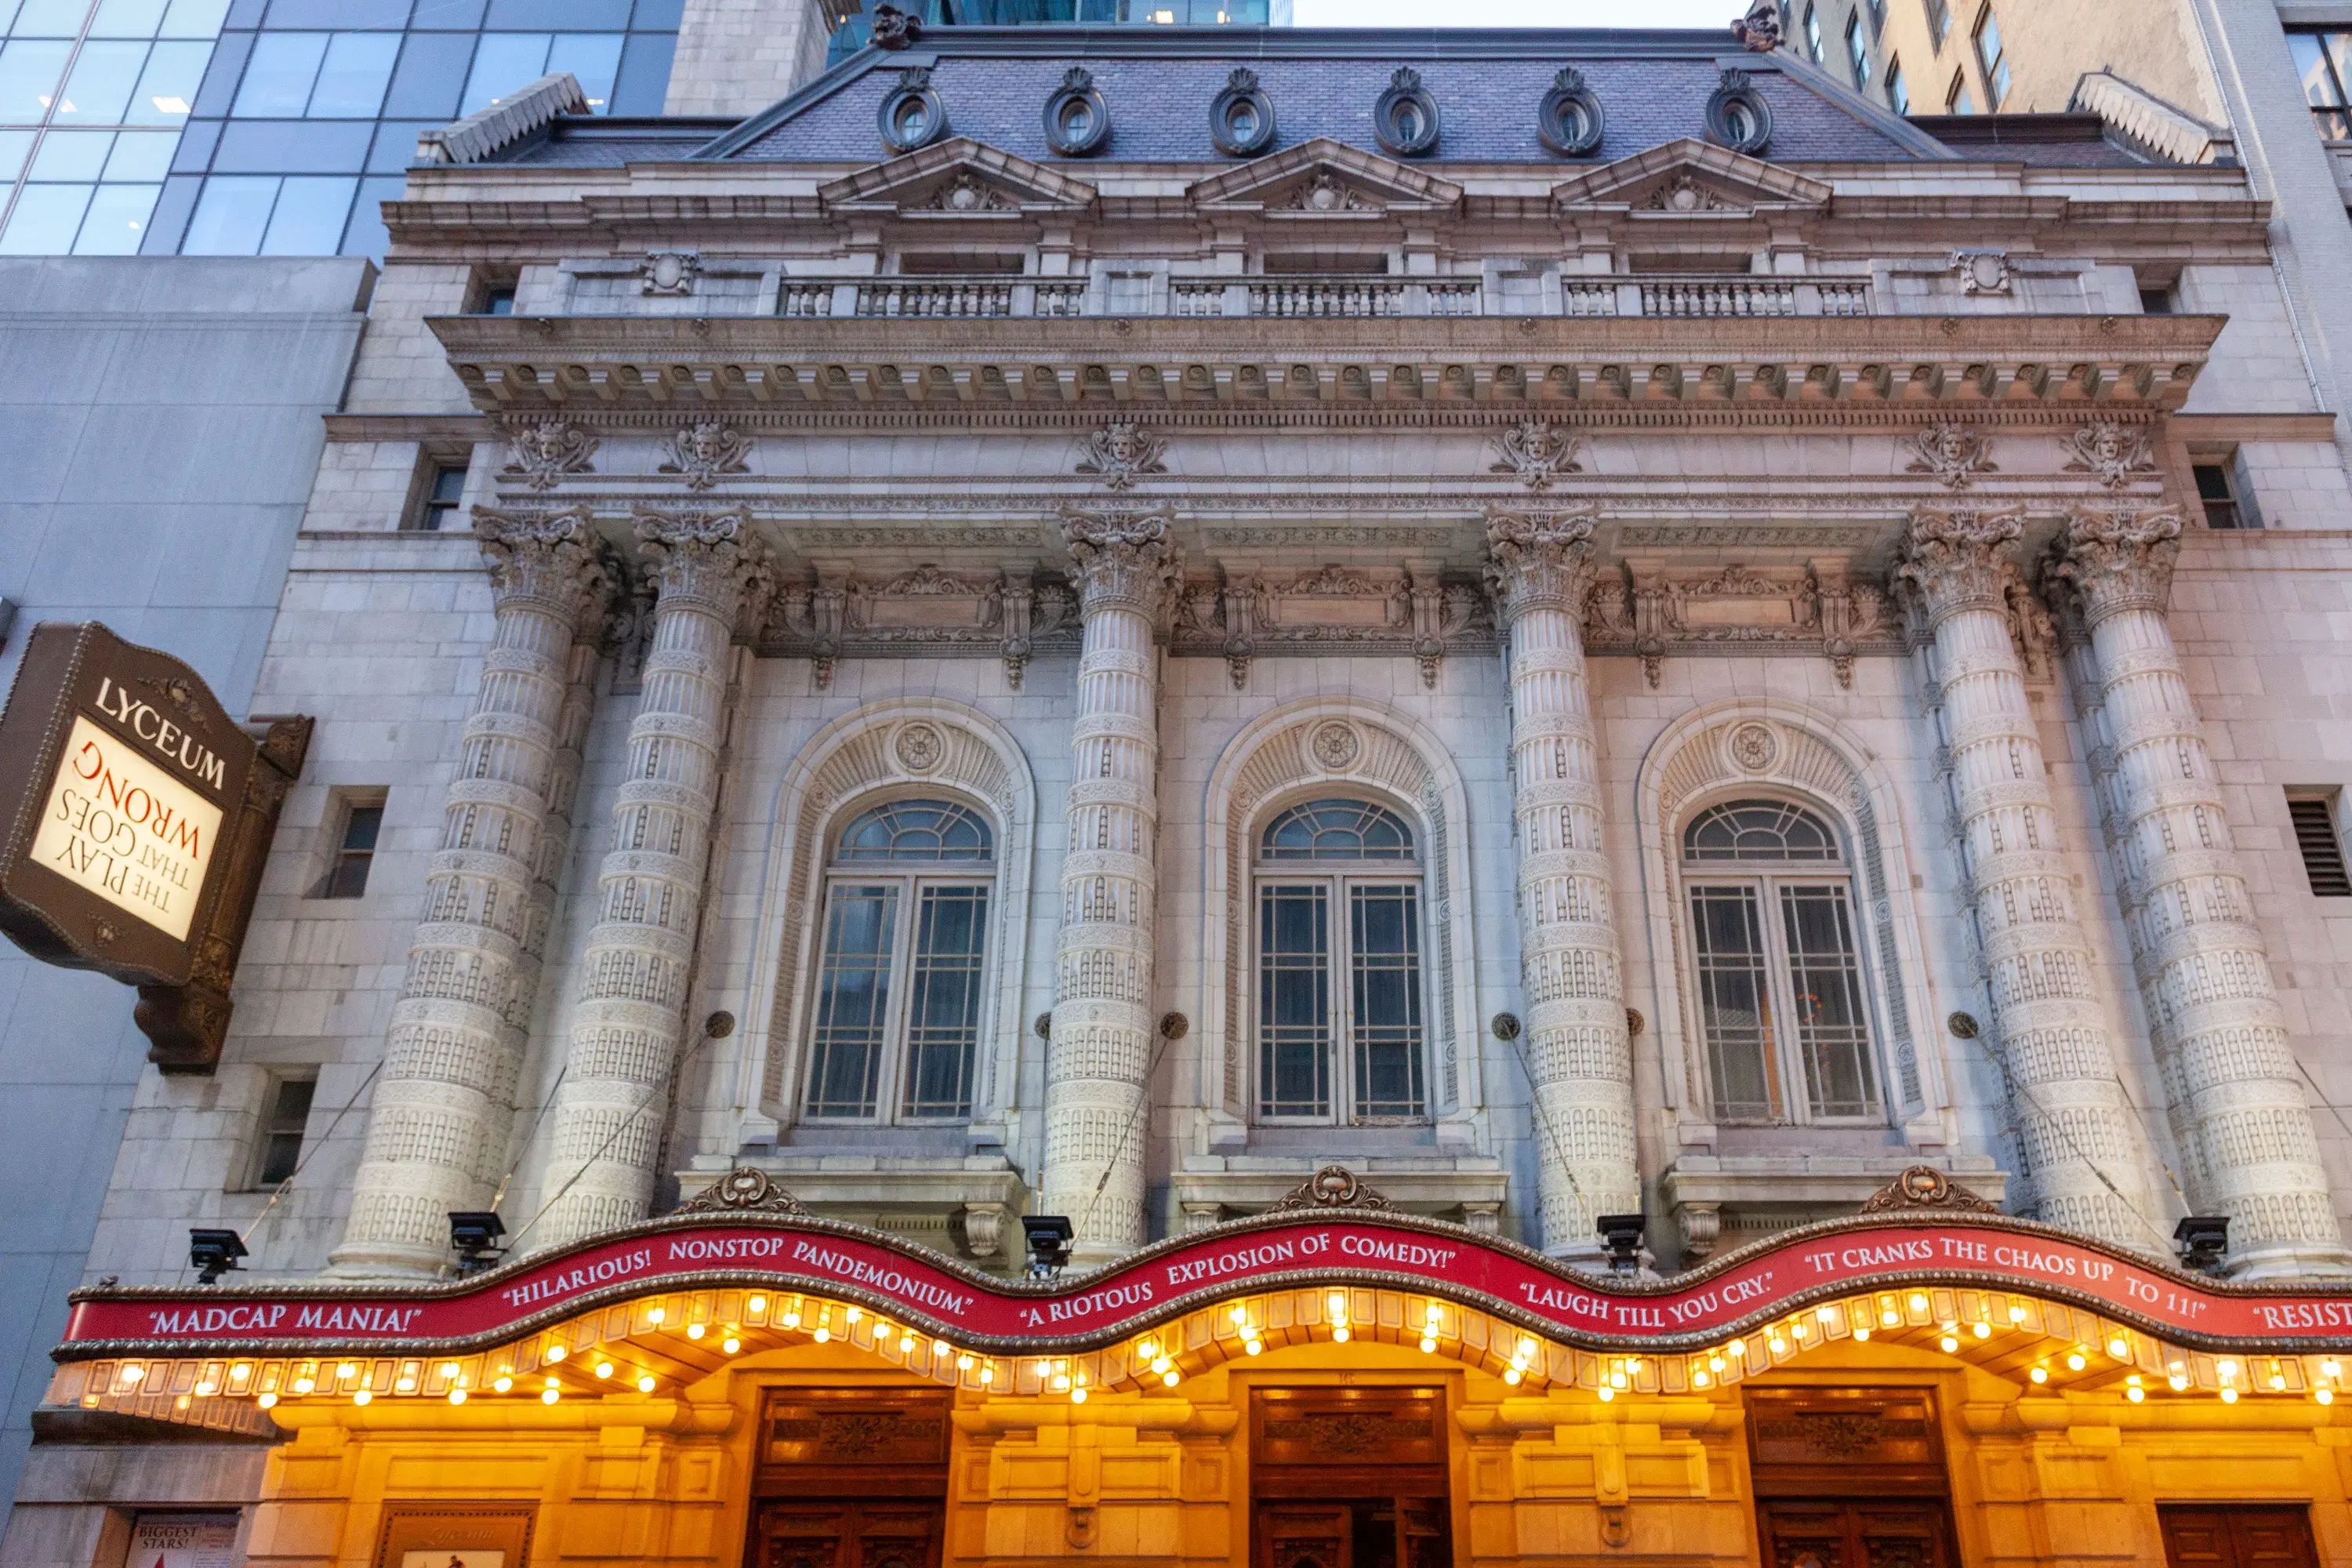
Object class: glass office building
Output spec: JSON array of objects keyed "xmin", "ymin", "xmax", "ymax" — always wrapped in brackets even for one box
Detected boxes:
[
  {"xmin": 0, "ymin": 0, "xmax": 1292, "ymax": 257},
  {"xmin": 0, "ymin": 0, "xmax": 681, "ymax": 257}
]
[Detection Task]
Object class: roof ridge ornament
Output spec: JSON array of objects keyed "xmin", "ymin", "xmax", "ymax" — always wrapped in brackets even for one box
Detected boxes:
[
  {"xmin": 1730, "ymin": 0, "xmax": 1784, "ymax": 52},
  {"xmin": 1267, "ymin": 1164, "xmax": 1396, "ymax": 1213},
  {"xmin": 1857, "ymin": 1165, "xmax": 2002, "ymax": 1214}
]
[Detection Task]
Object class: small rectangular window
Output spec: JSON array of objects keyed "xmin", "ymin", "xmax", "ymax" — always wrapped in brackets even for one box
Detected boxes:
[
  {"xmin": 1973, "ymin": 5, "xmax": 2009, "ymax": 107},
  {"xmin": 2140, "ymin": 284, "xmax": 2177, "ymax": 314},
  {"xmin": 1926, "ymin": 0, "xmax": 1951, "ymax": 47},
  {"xmin": 321, "ymin": 799, "xmax": 382, "ymax": 898},
  {"xmin": 1846, "ymin": 13, "xmax": 1870, "ymax": 87},
  {"xmin": 1887, "ymin": 59, "xmax": 1908, "ymax": 114},
  {"xmin": 2290, "ymin": 31, "xmax": 2352, "ymax": 140},
  {"xmin": 1803, "ymin": 3, "xmax": 1823, "ymax": 62},
  {"xmin": 253, "ymin": 1074, "xmax": 316, "ymax": 1187},
  {"xmin": 405, "ymin": 458, "xmax": 467, "ymax": 532},
  {"xmin": 2288, "ymin": 796, "xmax": 2352, "ymax": 897},
  {"xmin": 2191, "ymin": 451, "xmax": 2263, "ymax": 531},
  {"xmin": 1946, "ymin": 69, "xmax": 1974, "ymax": 114}
]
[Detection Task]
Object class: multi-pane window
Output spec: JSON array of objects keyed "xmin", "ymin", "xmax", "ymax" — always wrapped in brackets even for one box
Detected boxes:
[
  {"xmin": 406, "ymin": 460, "xmax": 466, "ymax": 533},
  {"xmin": 1924, "ymin": 0, "xmax": 1951, "ymax": 47},
  {"xmin": 0, "ymin": 0, "xmax": 219, "ymax": 256},
  {"xmin": 804, "ymin": 800, "xmax": 993, "ymax": 1123},
  {"xmin": 1972, "ymin": 5, "xmax": 2008, "ymax": 107},
  {"xmin": 1845, "ymin": 12, "xmax": 1870, "ymax": 88},
  {"xmin": 1887, "ymin": 59, "xmax": 1908, "ymax": 114},
  {"xmin": 1254, "ymin": 799, "xmax": 1427, "ymax": 1124},
  {"xmin": 1946, "ymin": 70, "xmax": 1973, "ymax": 114},
  {"xmin": 2192, "ymin": 456, "xmax": 2261, "ymax": 532},
  {"xmin": 252, "ymin": 1073, "xmax": 314, "ymax": 1188},
  {"xmin": 1682, "ymin": 800, "xmax": 1882, "ymax": 1125},
  {"xmin": 2290, "ymin": 31, "xmax": 2352, "ymax": 141},
  {"xmin": 1802, "ymin": 4, "xmax": 1823, "ymax": 64},
  {"xmin": 321, "ymin": 797, "xmax": 382, "ymax": 898}
]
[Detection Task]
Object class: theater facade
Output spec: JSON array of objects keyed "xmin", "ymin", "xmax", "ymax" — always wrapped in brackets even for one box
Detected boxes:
[{"xmin": 22, "ymin": 21, "xmax": 2352, "ymax": 1568}]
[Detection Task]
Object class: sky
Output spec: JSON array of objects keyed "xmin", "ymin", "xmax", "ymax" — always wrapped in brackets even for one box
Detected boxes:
[{"xmin": 1290, "ymin": 0, "xmax": 1740, "ymax": 25}]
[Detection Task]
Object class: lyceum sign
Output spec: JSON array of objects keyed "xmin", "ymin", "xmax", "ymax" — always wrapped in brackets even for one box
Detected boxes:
[{"xmin": 0, "ymin": 623, "xmax": 257, "ymax": 992}]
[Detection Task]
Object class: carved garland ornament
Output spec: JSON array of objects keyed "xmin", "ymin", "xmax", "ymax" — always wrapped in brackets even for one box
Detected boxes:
[
  {"xmin": 1266, "ymin": 1164, "xmax": 1395, "ymax": 1212},
  {"xmin": 1857, "ymin": 1165, "xmax": 2000, "ymax": 1215},
  {"xmin": 677, "ymin": 1167, "xmax": 811, "ymax": 1215}
]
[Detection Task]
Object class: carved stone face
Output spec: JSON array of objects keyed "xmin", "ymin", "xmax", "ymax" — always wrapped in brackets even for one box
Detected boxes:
[
  {"xmin": 1102, "ymin": 426, "xmax": 1138, "ymax": 463},
  {"xmin": 520, "ymin": 423, "xmax": 571, "ymax": 463},
  {"xmin": 681, "ymin": 423, "xmax": 731, "ymax": 463},
  {"xmin": 1935, "ymin": 426, "xmax": 1976, "ymax": 464},
  {"xmin": 2090, "ymin": 426, "xmax": 2128, "ymax": 463}
]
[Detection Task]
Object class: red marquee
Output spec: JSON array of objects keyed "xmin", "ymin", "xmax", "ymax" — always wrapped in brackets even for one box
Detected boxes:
[{"xmin": 56, "ymin": 1196, "xmax": 2352, "ymax": 1362}]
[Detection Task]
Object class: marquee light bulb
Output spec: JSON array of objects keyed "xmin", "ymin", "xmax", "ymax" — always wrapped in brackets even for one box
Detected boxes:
[
  {"xmin": 1231, "ymin": 1305, "xmax": 1249, "ymax": 1325},
  {"xmin": 1708, "ymin": 1356, "xmax": 1725, "ymax": 1374},
  {"xmin": 1151, "ymin": 1356, "xmax": 1172, "ymax": 1375},
  {"xmin": 2318, "ymin": 1388, "xmax": 2336, "ymax": 1406},
  {"xmin": 1973, "ymin": 1321, "xmax": 1991, "ymax": 1339},
  {"xmin": 648, "ymin": 1307, "xmax": 666, "ymax": 1325},
  {"xmin": 2066, "ymin": 1349, "xmax": 2087, "ymax": 1372},
  {"xmin": 493, "ymin": 1376, "xmax": 513, "ymax": 1393},
  {"xmin": 813, "ymin": 1327, "xmax": 830, "ymax": 1344},
  {"xmin": 1503, "ymin": 1368, "xmax": 1522, "ymax": 1385},
  {"xmin": 1595, "ymin": 1385, "xmax": 1614, "ymax": 1402},
  {"xmin": 1327, "ymin": 1292, "xmax": 1348, "ymax": 1319},
  {"xmin": 2125, "ymin": 1386, "xmax": 2145, "ymax": 1403},
  {"xmin": 1070, "ymin": 1386, "xmax": 1088, "ymax": 1404},
  {"xmin": 2107, "ymin": 1337, "xmax": 2129, "ymax": 1359},
  {"xmin": 1334, "ymin": 1327, "xmax": 1351, "ymax": 1343},
  {"xmin": 545, "ymin": 1345, "xmax": 566, "ymax": 1363},
  {"xmin": 2220, "ymin": 1387, "xmax": 2239, "ymax": 1405},
  {"xmin": 1163, "ymin": 1370, "xmax": 1181, "ymax": 1387},
  {"xmin": 844, "ymin": 1307, "xmax": 859, "ymax": 1323},
  {"xmin": 2325, "ymin": 1359, "xmax": 2343, "ymax": 1380},
  {"xmin": 2030, "ymin": 1367, "xmax": 2049, "ymax": 1385},
  {"xmin": 1245, "ymin": 1339, "xmax": 1263, "ymax": 1356},
  {"xmin": 723, "ymin": 1338, "xmax": 742, "ymax": 1355},
  {"xmin": 2218, "ymin": 1358, "xmax": 2239, "ymax": 1378},
  {"xmin": 979, "ymin": 1364, "xmax": 995, "ymax": 1385},
  {"xmin": 594, "ymin": 1361, "xmax": 615, "ymax": 1379},
  {"xmin": 961, "ymin": 1354, "xmax": 977, "ymax": 1370},
  {"xmin": 1939, "ymin": 1336, "xmax": 1959, "ymax": 1354},
  {"xmin": 1769, "ymin": 1334, "xmax": 1788, "ymax": 1354},
  {"xmin": 1726, "ymin": 1339, "xmax": 1745, "ymax": 1358},
  {"xmin": 352, "ymin": 1388, "xmax": 372, "ymax": 1406},
  {"xmin": 1853, "ymin": 1327, "xmax": 1871, "ymax": 1341},
  {"xmin": 257, "ymin": 1392, "xmax": 278, "ymax": 1410},
  {"xmin": 1419, "ymin": 1338, "xmax": 1437, "ymax": 1354},
  {"xmin": 1138, "ymin": 1340, "xmax": 1158, "ymax": 1361},
  {"xmin": 1816, "ymin": 1305, "xmax": 1838, "ymax": 1323},
  {"xmin": 292, "ymin": 1376, "xmax": 315, "ymax": 1394},
  {"xmin": 542, "ymin": 1387, "xmax": 561, "ymax": 1405},
  {"xmin": 637, "ymin": 1375, "xmax": 657, "ymax": 1393},
  {"xmin": 441, "ymin": 1363, "xmax": 460, "ymax": 1379},
  {"xmin": 688, "ymin": 1323, "xmax": 706, "ymax": 1341},
  {"xmin": 1907, "ymin": 1294, "xmax": 1928, "ymax": 1313},
  {"xmin": 749, "ymin": 1296, "xmax": 768, "ymax": 1315},
  {"xmin": 449, "ymin": 1388, "xmax": 468, "ymax": 1406}
]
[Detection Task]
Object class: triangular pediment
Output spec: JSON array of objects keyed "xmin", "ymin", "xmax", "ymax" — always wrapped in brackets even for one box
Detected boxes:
[
  {"xmin": 1186, "ymin": 137, "xmax": 1464, "ymax": 217},
  {"xmin": 1548, "ymin": 137, "xmax": 1832, "ymax": 217},
  {"xmin": 818, "ymin": 137, "xmax": 1098, "ymax": 218}
]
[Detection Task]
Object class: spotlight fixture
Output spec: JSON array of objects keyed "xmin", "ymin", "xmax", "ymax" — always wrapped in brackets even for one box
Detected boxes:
[
  {"xmin": 448, "ymin": 1210, "xmax": 506, "ymax": 1275},
  {"xmin": 188, "ymin": 1229, "xmax": 248, "ymax": 1286},
  {"xmin": 1022, "ymin": 1214, "xmax": 1074, "ymax": 1281},
  {"xmin": 2173, "ymin": 1215, "xmax": 2230, "ymax": 1276},
  {"xmin": 1595, "ymin": 1214, "xmax": 1646, "ymax": 1276}
]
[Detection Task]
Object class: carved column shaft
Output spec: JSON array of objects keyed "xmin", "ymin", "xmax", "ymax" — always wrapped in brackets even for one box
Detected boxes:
[
  {"xmin": 533, "ymin": 510, "xmax": 768, "ymax": 1252},
  {"xmin": 1042, "ymin": 509, "xmax": 1176, "ymax": 1261},
  {"xmin": 1486, "ymin": 510, "xmax": 1639, "ymax": 1258},
  {"xmin": 1898, "ymin": 509, "xmax": 2155, "ymax": 1250},
  {"xmin": 333, "ymin": 510, "xmax": 607, "ymax": 1276},
  {"xmin": 2056, "ymin": 511, "xmax": 2347, "ymax": 1272}
]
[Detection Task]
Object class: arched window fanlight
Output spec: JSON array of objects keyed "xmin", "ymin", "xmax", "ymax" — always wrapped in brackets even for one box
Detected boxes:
[
  {"xmin": 837, "ymin": 798, "xmax": 993, "ymax": 862},
  {"xmin": 1261, "ymin": 798, "xmax": 1415, "ymax": 860},
  {"xmin": 1682, "ymin": 799, "xmax": 1839, "ymax": 862}
]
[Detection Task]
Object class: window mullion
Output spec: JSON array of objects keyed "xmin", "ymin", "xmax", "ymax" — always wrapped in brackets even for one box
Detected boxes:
[
  {"xmin": 876, "ymin": 873, "xmax": 921, "ymax": 1127},
  {"xmin": 1336, "ymin": 873, "xmax": 1358, "ymax": 1124},
  {"xmin": 1761, "ymin": 876, "xmax": 1812, "ymax": 1123}
]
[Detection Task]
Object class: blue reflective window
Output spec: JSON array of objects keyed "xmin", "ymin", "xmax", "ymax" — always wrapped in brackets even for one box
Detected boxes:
[
  {"xmin": 27, "ymin": 123, "xmax": 106, "ymax": 174},
  {"xmin": 157, "ymin": 0, "xmax": 227, "ymax": 37},
  {"xmin": 8, "ymin": 0, "xmax": 93, "ymax": 38},
  {"xmin": 89, "ymin": 0, "xmax": 168, "ymax": 36},
  {"xmin": 0, "ymin": 180, "xmax": 87, "ymax": 249},
  {"xmin": 52, "ymin": 36, "xmax": 145, "ymax": 118},
  {"xmin": 178, "ymin": 166, "xmax": 268, "ymax": 249},
  {"xmin": 72, "ymin": 177, "xmax": 154, "ymax": 249},
  {"xmin": 307, "ymin": 31, "xmax": 394, "ymax": 115},
  {"xmin": 458, "ymin": 30, "xmax": 544, "ymax": 114},
  {"xmin": 231, "ymin": 30, "xmax": 321, "ymax": 114},
  {"xmin": 0, "ymin": 39, "xmax": 74, "ymax": 121},
  {"xmin": 545, "ymin": 31, "xmax": 619, "ymax": 109},
  {"xmin": 258, "ymin": 171, "xmax": 347, "ymax": 251},
  {"xmin": 0, "ymin": 127, "xmax": 31, "ymax": 176},
  {"xmin": 103, "ymin": 125, "xmax": 170, "ymax": 175},
  {"xmin": 127, "ymin": 38, "xmax": 205, "ymax": 120}
]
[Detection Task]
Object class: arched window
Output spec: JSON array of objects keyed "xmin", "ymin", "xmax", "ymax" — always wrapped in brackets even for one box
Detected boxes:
[
  {"xmin": 804, "ymin": 798, "xmax": 994, "ymax": 1123},
  {"xmin": 1682, "ymin": 798, "xmax": 1880, "ymax": 1124},
  {"xmin": 1254, "ymin": 798, "xmax": 1427, "ymax": 1123}
]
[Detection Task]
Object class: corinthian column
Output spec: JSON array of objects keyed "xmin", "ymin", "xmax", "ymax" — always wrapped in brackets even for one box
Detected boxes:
[
  {"xmin": 532, "ymin": 508, "xmax": 771, "ymax": 1252},
  {"xmin": 1895, "ymin": 507, "xmax": 2157, "ymax": 1249},
  {"xmin": 1484, "ymin": 507, "xmax": 1639, "ymax": 1259},
  {"xmin": 2051, "ymin": 508, "xmax": 2349, "ymax": 1275},
  {"xmin": 1041, "ymin": 506, "xmax": 1178, "ymax": 1262},
  {"xmin": 332, "ymin": 508, "xmax": 608, "ymax": 1276}
]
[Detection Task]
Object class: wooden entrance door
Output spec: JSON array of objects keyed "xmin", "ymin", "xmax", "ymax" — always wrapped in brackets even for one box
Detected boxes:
[
  {"xmin": 1755, "ymin": 1499, "xmax": 1955, "ymax": 1568},
  {"xmin": 1747, "ymin": 1387, "xmax": 1958, "ymax": 1568},
  {"xmin": 2160, "ymin": 1507, "xmax": 2321, "ymax": 1568},
  {"xmin": 1250, "ymin": 1388, "xmax": 1451, "ymax": 1568},
  {"xmin": 745, "ymin": 1388, "xmax": 950, "ymax": 1568}
]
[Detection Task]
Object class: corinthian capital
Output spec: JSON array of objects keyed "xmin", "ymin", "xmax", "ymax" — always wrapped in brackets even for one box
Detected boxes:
[
  {"xmin": 2046, "ymin": 507, "xmax": 2183, "ymax": 626},
  {"xmin": 474, "ymin": 505, "xmax": 612, "ymax": 628},
  {"xmin": 1061, "ymin": 505, "xmax": 1181, "ymax": 619},
  {"xmin": 1481, "ymin": 505, "xmax": 1600, "ymax": 622},
  {"xmin": 1891, "ymin": 506, "xmax": 2024, "ymax": 626},
  {"xmin": 634, "ymin": 506, "xmax": 775, "ymax": 632}
]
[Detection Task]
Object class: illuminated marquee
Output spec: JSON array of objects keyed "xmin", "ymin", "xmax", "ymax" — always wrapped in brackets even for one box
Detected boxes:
[{"xmin": 58, "ymin": 1203, "xmax": 2352, "ymax": 1362}]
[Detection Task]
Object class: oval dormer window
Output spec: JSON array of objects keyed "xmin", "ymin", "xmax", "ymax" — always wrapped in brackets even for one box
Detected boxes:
[
  {"xmin": 878, "ymin": 66, "xmax": 949, "ymax": 154},
  {"xmin": 1704, "ymin": 67, "xmax": 1773, "ymax": 155},
  {"xmin": 1537, "ymin": 64, "xmax": 1605, "ymax": 158},
  {"xmin": 1210, "ymin": 66, "xmax": 1277, "ymax": 157},
  {"xmin": 1373, "ymin": 66, "xmax": 1439, "ymax": 158},
  {"xmin": 1042, "ymin": 65, "xmax": 1110, "ymax": 157}
]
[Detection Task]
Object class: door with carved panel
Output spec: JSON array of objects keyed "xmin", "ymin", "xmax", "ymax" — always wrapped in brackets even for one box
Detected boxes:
[
  {"xmin": 2159, "ymin": 1507, "xmax": 2321, "ymax": 1568},
  {"xmin": 1250, "ymin": 1388, "xmax": 1452, "ymax": 1568},
  {"xmin": 1746, "ymin": 1388, "xmax": 1958, "ymax": 1568},
  {"xmin": 745, "ymin": 1388, "xmax": 950, "ymax": 1568}
]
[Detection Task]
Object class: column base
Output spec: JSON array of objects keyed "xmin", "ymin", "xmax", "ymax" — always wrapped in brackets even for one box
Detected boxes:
[
  {"xmin": 324, "ymin": 1240, "xmax": 455, "ymax": 1280},
  {"xmin": 2227, "ymin": 1241, "xmax": 2352, "ymax": 1282}
]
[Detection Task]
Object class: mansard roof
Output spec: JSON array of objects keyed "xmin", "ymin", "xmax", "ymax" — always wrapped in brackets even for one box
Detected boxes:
[{"xmin": 681, "ymin": 27, "xmax": 1953, "ymax": 168}]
